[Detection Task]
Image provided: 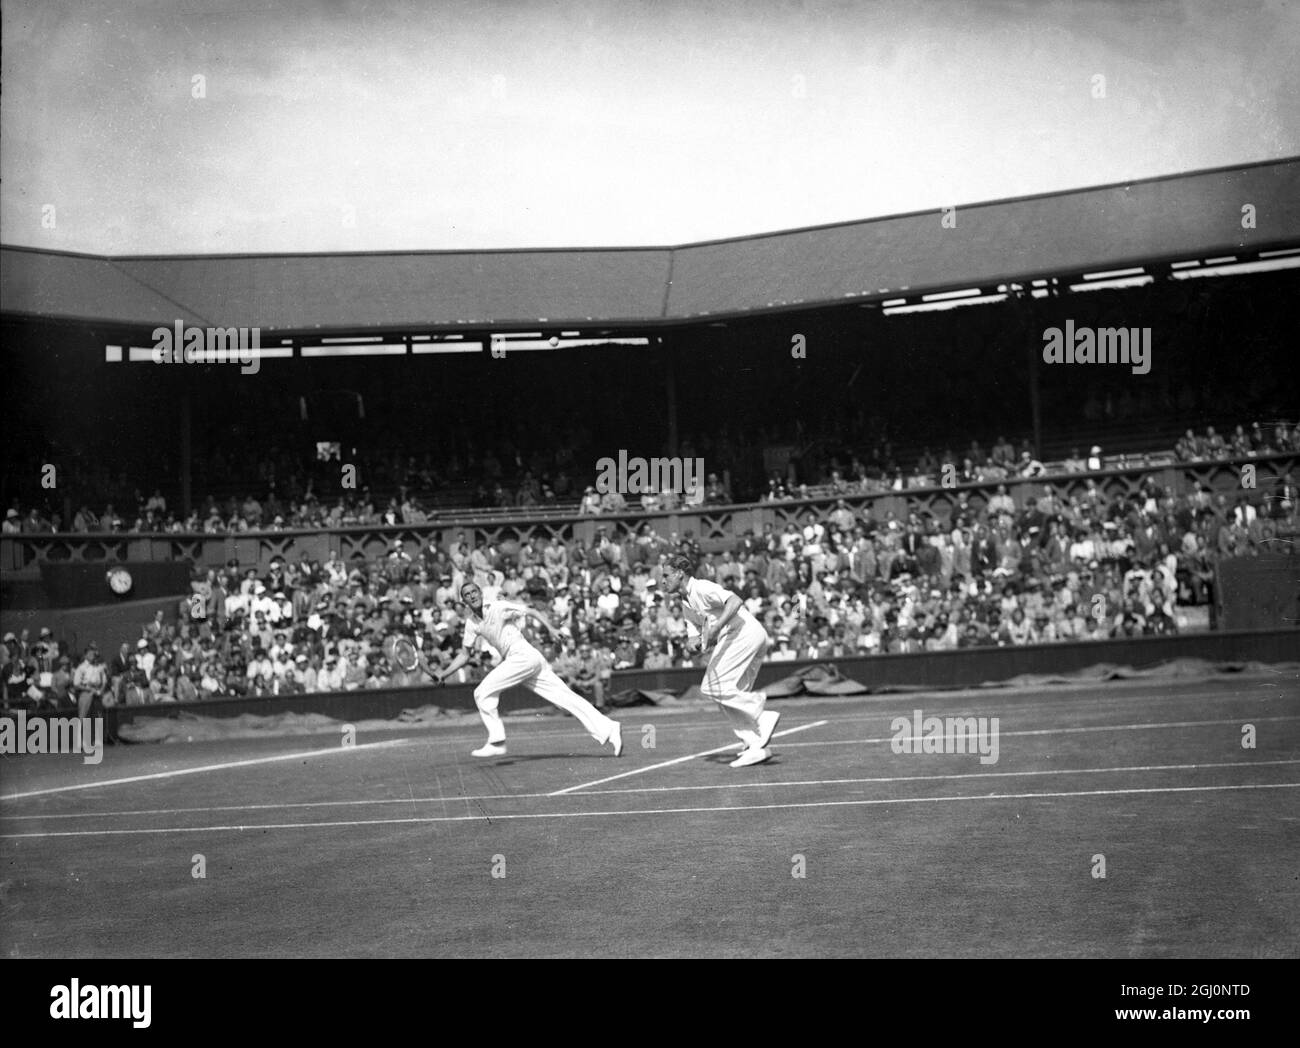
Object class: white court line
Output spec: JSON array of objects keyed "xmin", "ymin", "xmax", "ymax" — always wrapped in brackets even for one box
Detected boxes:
[
  {"xmin": 573, "ymin": 758, "xmax": 1300, "ymax": 795},
  {"xmin": 0, "ymin": 738, "xmax": 411, "ymax": 801},
  {"xmin": 3, "ymin": 781, "xmax": 1296, "ymax": 839},
  {"xmin": 4, "ymin": 712, "xmax": 1295, "ymax": 807},
  {"xmin": 6, "ymin": 758, "xmax": 1299, "ymax": 821},
  {"xmin": 548, "ymin": 720, "xmax": 829, "ymax": 796},
  {"xmin": 759, "ymin": 686, "xmax": 1300, "ymax": 724},
  {"xmin": 777, "ymin": 715, "xmax": 1300, "ymax": 748}
]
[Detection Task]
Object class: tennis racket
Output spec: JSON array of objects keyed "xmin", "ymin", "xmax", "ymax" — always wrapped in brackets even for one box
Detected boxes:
[{"xmin": 382, "ymin": 635, "xmax": 421, "ymax": 672}]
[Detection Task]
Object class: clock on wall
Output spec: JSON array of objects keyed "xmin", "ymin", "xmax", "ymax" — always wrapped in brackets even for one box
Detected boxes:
[{"xmin": 107, "ymin": 567, "xmax": 134, "ymax": 595}]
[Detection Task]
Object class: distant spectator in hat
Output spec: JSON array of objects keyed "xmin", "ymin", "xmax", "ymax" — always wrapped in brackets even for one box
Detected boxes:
[
  {"xmin": 990, "ymin": 436, "xmax": 1016, "ymax": 470},
  {"xmin": 49, "ymin": 655, "xmax": 74, "ymax": 707},
  {"xmin": 829, "ymin": 499, "xmax": 855, "ymax": 533},
  {"xmin": 1017, "ymin": 450, "xmax": 1045, "ymax": 478},
  {"xmin": 144, "ymin": 609, "xmax": 166, "ymax": 641},
  {"xmin": 150, "ymin": 665, "xmax": 176, "ymax": 703},
  {"xmin": 1001, "ymin": 608, "xmax": 1036, "ymax": 646},
  {"xmin": 1227, "ymin": 425, "xmax": 1252, "ymax": 457},
  {"xmin": 317, "ymin": 653, "xmax": 344, "ymax": 692},
  {"xmin": 22, "ymin": 506, "xmax": 52, "ymax": 533},
  {"xmin": 108, "ymin": 640, "xmax": 133, "ymax": 688},
  {"xmin": 599, "ymin": 486, "xmax": 627, "ymax": 513},
  {"xmin": 135, "ymin": 639, "xmax": 156, "ymax": 680},
  {"xmin": 1203, "ymin": 426, "xmax": 1227, "ymax": 459},
  {"xmin": 764, "ymin": 475, "xmax": 790, "ymax": 501},
  {"xmin": 298, "ymin": 654, "xmax": 319, "ymax": 693},
  {"xmin": 595, "ymin": 527, "xmax": 622, "ymax": 569},
  {"xmin": 175, "ymin": 667, "xmax": 199, "ymax": 703},
  {"xmin": 3, "ymin": 641, "xmax": 29, "ymax": 708},
  {"xmin": 340, "ymin": 644, "xmax": 368, "ymax": 691},
  {"xmin": 1063, "ymin": 448, "xmax": 1087, "ymax": 473},
  {"xmin": 31, "ymin": 626, "xmax": 56, "ymax": 669},
  {"xmin": 704, "ymin": 472, "xmax": 730, "ymax": 505},
  {"xmin": 1033, "ymin": 611, "xmax": 1057, "ymax": 643},
  {"xmin": 246, "ymin": 647, "xmax": 273, "ymax": 689},
  {"xmin": 73, "ymin": 646, "xmax": 108, "ymax": 719},
  {"xmin": 72, "ymin": 504, "xmax": 98, "ymax": 532},
  {"xmin": 988, "ymin": 484, "xmax": 1015, "ymax": 518}
]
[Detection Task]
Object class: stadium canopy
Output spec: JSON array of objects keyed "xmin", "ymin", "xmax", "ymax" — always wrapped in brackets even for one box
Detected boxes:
[{"xmin": 2, "ymin": 157, "xmax": 1298, "ymax": 334}]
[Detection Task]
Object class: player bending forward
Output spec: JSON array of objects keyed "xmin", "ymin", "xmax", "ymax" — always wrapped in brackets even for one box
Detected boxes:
[
  {"xmin": 435, "ymin": 582, "xmax": 623, "ymax": 759},
  {"xmin": 662, "ymin": 554, "xmax": 781, "ymax": 767}
]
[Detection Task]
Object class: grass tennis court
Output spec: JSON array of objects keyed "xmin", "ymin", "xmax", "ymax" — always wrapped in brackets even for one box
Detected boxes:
[{"xmin": 2, "ymin": 673, "xmax": 1297, "ymax": 958}]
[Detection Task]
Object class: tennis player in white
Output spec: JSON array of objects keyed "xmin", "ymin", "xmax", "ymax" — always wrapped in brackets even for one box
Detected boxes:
[
  {"xmin": 662, "ymin": 553, "xmax": 781, "ymax": 767},
  {"xmin": 435, "ymin": 582, "xmax": 623, "ymax": 758}
]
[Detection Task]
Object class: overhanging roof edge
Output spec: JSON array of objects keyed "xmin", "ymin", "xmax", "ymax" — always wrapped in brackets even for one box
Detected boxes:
[{"xmin": 3, "ymin": 154, "xmax": 1296, "ymax": 263}]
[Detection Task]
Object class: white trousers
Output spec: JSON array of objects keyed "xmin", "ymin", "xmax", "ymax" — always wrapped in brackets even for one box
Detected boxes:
[
  {"xmin": 699, "ymin": 621, "xmax": 770, "ymax": 746},
  {"xmin": 473, "ymin": 644, "xmax": 616, "ymax": 746}
]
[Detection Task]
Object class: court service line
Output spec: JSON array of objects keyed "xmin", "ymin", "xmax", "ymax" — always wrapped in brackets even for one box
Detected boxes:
[
  {"xmin": 4, "ymin": 781, "xmax": 1297, "ymax": 839},
  {"xmin": 6, "ymin": 758, "xmax": 1299, "ymax": 822},
  {"xmin": 0, "ymin": 738, "xmax": 412, "ymax": 801},
  {"xmin": 4, "ymin": 693, "xmax": 1285, "ymax": 804},
  {"xmin": 758, "ymin": 686, "xmax": 1300, "ymax": 725},
  {"xmin": 550, "ymin": 757, "xmax": 1300, "ymax": 797},
  {"xmin": 777, "ymin": 715, "xmax": 1300, "ymax": 748},
  {"xmin": 548, "ymin": 720, "xmax": 829, "ymax": 795}
]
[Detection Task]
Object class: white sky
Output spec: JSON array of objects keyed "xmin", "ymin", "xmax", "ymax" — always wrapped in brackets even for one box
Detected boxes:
[{"xmin": 2, "ymin": 0, "xmax": 1297, "ymax": 254}]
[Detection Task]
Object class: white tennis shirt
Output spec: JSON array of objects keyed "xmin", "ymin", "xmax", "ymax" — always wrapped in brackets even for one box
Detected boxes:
[
  {"xmin": 683, "ymin": 577, "xmax": 762, "ymax": 638},
  {"xmin": 462, "ymin": 601, "xmax": 533, "ymax": 658}
]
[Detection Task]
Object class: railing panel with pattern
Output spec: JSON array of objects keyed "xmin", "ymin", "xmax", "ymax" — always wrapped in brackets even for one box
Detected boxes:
[{"xmin": 3, "ymin": 453, "xmax": 1295, "ymax": 576}]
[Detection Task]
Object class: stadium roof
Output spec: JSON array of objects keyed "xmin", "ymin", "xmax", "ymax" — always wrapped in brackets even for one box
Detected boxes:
[{"xmin": 3, "ymin": 157, "xmax": 1298, "ymax": 334}]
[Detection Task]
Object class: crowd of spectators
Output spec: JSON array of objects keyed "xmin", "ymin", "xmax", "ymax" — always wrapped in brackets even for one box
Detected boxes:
[
  {"xmin": 4, "ymin": 420, "xmax": 1297, "ymax": 535},
  {"xmin": 764, "ymin": 420, "xmax": 1300, "ymax": 502},
  {"xmin": 4, "ymin": 463, "xmax": 1295, "ymax": 713}
]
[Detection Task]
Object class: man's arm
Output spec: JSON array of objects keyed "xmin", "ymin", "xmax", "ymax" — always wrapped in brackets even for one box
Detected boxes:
[
  {"xmin": 520, "ymin": 606, "xmax": 560, "ymax": 641},
  {"xmin": 498, "ymin": 602, "xmax": 558, "ymax": 641},
  {"xmin": 434, "ymin": 646, "xmax": 474, "ymax": 683},
  {"xmin": 412, "ymin": 646, "xmax": 445, "ymax": 682},
  {"xmin": 702, "ymin": 593, "xmax": 745, "ymax": 648}
]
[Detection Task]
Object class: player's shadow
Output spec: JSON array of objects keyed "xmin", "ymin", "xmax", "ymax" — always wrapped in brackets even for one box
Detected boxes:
[
  {"xmin": 487, "ymin": 754, "xmax": 580, "ymax": 766},
  {"xmin": 701, "ymin": 753, "xmax": 782, "ymax": 766}
]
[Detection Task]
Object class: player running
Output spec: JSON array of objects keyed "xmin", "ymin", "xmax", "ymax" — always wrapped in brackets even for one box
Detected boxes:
[
  {"xmin": 661, "ymin": 553, "xmax": 781, "ymax": 767},
  {"xmin": 434, "ymin": 582, "xmax": 623, "ymax": 758}
]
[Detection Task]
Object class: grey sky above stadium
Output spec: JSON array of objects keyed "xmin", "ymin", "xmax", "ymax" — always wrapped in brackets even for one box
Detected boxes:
[{"xmin": 2, "ymin": 0, "xmax": 1297, "ymax": 255}]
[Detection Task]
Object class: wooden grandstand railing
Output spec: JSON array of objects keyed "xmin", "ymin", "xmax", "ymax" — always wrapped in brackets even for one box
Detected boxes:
[{"xmin": 4, "ymin": 452, "xmax": 1295, "ymax": 578}]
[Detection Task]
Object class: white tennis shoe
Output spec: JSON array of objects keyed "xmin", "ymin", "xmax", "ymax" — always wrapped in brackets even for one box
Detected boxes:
[
  {"xmin": 755, "ymin": 708, "xmax": 781, "ymax": 749},
  {"xmin": 471, "ymin": 742, "xmax": 507, "ymax": 757},
  {"xmin": 729, "ymin": 746, "xmax": 772, "ymax": 769},
  {"xmin": 607, "ymin": 720, "xmax": 623, "ymax": 757}
]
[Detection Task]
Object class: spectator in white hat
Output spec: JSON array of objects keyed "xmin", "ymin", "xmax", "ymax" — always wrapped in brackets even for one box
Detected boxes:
[{"xmin": 135, "ymin": 639, "xmax": 156, "ymax": 680}]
